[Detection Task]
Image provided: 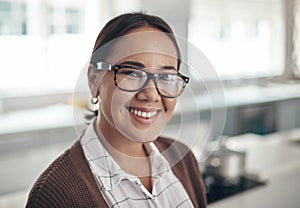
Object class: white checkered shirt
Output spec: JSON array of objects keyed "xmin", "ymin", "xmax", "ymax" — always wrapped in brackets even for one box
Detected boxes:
[{"xmin": 80, "ymin": 121, "xmax": 194, "ymax": 208}]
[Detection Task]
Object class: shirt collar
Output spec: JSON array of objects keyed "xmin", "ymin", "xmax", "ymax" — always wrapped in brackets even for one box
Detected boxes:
[{"xmin": 80, "ymin": 119, "xmax": 171, "ymax": 191}]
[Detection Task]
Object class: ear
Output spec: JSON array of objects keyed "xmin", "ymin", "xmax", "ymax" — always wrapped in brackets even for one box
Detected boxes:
[{"xmin": 88, "ymin": 64, "xmax": 100, "ymax": 97}]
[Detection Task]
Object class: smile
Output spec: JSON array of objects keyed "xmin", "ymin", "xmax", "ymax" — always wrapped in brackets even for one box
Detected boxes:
[{"xmin": 129, "ymin": 107, "xmax": 158, "ymax": 119}]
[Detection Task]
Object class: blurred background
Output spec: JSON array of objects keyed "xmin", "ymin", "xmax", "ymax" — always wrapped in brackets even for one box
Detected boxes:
[{"xmin": 0, "ymin": 0, "xmax": 300, "ymax": 207}]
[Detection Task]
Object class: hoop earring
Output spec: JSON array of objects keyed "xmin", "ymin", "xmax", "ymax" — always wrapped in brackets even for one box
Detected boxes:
[{"xmin": 91, "ymin": 97, "xmax": 99, "ymax": 105}]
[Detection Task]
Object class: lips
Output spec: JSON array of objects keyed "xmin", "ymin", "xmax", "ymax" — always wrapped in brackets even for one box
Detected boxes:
[{"xmin": 128, "ymin": 107, "xmax": 159, "ymax": 119}]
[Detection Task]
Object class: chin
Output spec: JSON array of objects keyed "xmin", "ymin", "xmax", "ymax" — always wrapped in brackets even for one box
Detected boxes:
[{"xmin": 117, "ymin": 122, "xmax": 164, "ymax": 143}]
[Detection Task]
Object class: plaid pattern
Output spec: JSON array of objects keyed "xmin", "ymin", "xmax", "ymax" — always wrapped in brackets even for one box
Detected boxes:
[{"xmin": 80, "ymin": 121, "xmax": 194, "ymax": 208}]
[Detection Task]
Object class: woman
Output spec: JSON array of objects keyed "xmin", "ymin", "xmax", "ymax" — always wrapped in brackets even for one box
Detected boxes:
[{"xmin": 26, "ymin": 12, "xmax": 207, "ymax": 208}]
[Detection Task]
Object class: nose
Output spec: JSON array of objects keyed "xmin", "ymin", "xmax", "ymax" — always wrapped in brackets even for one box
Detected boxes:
[{"xmin": 136, "ymin": 78, "xmax": 161, "ymax": 102}]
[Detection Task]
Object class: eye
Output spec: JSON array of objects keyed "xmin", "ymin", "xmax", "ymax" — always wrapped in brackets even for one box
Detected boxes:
[
  {"xmin": 160, "ymin": 74, "xmax": 178, "ymax": 81},
  {"xmin": 124, "ymin": 70, "xmax": 139, "ymax": 77},
  {"xmin": 118, "ymin": 68, "xmax": 146, "ymax": 79}
]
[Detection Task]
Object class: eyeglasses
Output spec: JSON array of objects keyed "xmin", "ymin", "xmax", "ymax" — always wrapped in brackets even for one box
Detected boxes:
[{"xmin": 93, "ymin": 62, "xmax": 189, "ymax": 98}]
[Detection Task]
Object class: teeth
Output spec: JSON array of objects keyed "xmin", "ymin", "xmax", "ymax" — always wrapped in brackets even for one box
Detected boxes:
[{"xmin": 129, "ymin": 108, "xmax": 157, "ymax": 118}]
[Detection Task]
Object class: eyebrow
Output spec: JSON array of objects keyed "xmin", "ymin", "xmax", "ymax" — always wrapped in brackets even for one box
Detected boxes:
[
  {"xmin": 116, "ymin": 61, "xmax": 177, "ymax": 71},
  {"xmin": 117, "ymin": 61, "xmax": 144, "ymax": 68}
]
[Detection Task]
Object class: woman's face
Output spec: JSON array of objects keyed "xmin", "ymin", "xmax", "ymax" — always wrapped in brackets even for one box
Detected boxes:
[{"xmin": 97, "ymin": 27, "xmax": 179, "ymax": 143}]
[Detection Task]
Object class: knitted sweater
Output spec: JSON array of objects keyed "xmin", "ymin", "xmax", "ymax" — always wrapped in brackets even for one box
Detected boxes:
[{"xmin": 26, "ymin": 137, "xmax": 207, "ymax": 208}]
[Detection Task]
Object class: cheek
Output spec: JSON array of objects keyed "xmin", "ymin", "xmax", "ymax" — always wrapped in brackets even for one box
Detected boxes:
[
  {"xmin": 98, "ymin": 75, "xmax": 115, "ymax": 116},
  {"xmin": 112, "ymin": 91, "xmax": 134, "ymax": 108},
  {"xmin": 101, "ymin": 86, "xmax": 134, "ymax": 113},
  {"xmin": 99, "ymin": 73, "xmax": 112, "ymax": 96},
  {"xmin": 164, "ymin": 98, "xmax": 177, "ymax": 118},
  {"xmin": 99, "ymin": 72, "xmax": 134, "ymax": 105}
]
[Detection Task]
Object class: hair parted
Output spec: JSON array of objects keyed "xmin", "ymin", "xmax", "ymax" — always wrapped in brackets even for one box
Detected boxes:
[{"xmin": 90, "ymin": 12, "xmax": 181, "ymax": 70}]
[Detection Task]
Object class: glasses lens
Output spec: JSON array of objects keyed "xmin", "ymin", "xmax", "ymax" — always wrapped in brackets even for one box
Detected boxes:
[
  {"xmin": 116, "ymin": 68, "xmax": 147, "ymax": 91},
  {"xmin": 157, "ymin": 74, "xmax": 184, "ymax": 97}
]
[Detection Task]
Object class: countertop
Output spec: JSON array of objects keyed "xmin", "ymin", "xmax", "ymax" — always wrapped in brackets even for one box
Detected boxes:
[
  {"xmin": 177, "ymin": 82, "xmax": 300, "ymax": 113},
  {"xmin": 208, "ymin": 168, "xmax": 300, "ymax": 208},
  {"xmin": 208, "ymin": 129, "xmax": 300, "ymax": 208}
]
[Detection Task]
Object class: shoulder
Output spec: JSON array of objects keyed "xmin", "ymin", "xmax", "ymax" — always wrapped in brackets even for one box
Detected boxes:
[
  {"xmin": 26, "ymin": 150, "xmax": 71, "ymax": 207},
  {"xmin": 26, "ymin": 144, "xmax": 94, "ymax": 208},
  {"xmin": 32, "ymin": 149, "xmax": 73, "ymax": 188},
  {"xmin": 155, "ymin": 136, "xmax": 192, "ymax": 156},
  {"xmin": 154, "ymin": 136, "xmax": 196, "ymax": 166},
  {"xmin": 155, "ymin": 136, "xmax": 189, "ymax": 149}
]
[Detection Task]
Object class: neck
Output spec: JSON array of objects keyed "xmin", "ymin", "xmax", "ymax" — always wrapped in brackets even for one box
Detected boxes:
[
  {"xmin": 95, "ymin": 115, "xmax": 147, "ymax": 157},
  {"xmin": 95, "ymin": 116, "xmax": 151, "ymax": 177}
]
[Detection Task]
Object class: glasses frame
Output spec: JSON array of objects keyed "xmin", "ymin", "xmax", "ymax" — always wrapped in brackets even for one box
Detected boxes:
[{"xmin": 93, "ymin": 62, "xmax": 189, "ymax": 98}]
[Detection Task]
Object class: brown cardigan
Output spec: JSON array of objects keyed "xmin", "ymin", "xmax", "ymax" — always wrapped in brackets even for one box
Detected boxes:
[{"xmin": 26, "ymin": 137, "xmax": 207, "ymax": 208}]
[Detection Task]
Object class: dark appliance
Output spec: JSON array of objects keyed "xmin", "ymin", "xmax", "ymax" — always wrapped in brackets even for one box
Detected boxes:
[{"xmin": 202, "ymin": 172, "xmax": 266, "ymax": 204}]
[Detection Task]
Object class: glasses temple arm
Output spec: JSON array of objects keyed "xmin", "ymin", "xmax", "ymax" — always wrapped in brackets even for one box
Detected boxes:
[{"xmin": 93, "ymin": 62, "xmax": 113, "ymax": 71}]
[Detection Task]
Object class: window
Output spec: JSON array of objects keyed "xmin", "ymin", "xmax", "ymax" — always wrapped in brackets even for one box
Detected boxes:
[
  {"xmin": 65, "ymin": 9, "xmax": 80, "ymax": 34},
  {"xmin": 0, "ymin": 0, "xmax": 89, "ymax": 92},
  {"xmin": 188, "ymin": 0, "xmax": 285, "ymax": 80},
  {"xmin": 49, "ymin": 6, "xmax": 81, "ymax": 34},
  {"xmin": 0, "ymin": 1, "xmax": 27, "ymax": 35}
]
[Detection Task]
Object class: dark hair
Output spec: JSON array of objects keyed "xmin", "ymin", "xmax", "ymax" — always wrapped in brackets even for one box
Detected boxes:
[{"xmin": 90, "ymin": 12, "xmax": 181, "ymax": 70}]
